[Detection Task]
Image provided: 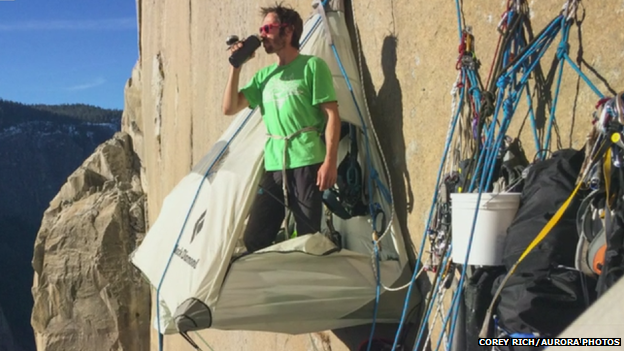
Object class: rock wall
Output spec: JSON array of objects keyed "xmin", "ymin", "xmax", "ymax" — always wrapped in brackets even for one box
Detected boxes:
[
  {"xmin": 0, "ymin": 115, "xmax": 119, "ymax": 351},
  {"xmin": 31, "ymin": 133, "xmax": 150, "ymax": 351},
  {"xmin": 124, "ymin": 0, "xmax": 624, "ymax": 350}
]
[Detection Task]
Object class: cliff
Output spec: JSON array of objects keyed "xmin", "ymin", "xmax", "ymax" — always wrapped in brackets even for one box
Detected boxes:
[
  {"xmin": 31, "ymin": 132, "xmax": 150, "ymax": 351},
  {"xmin": 0, "ymin": 102, "xmax": 120, "ymax": 351}
]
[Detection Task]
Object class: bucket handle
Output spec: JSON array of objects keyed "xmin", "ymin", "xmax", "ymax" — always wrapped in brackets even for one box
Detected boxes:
[{"xmin": 473, "ymin": 191, "xmax": 519, "ymax": 209}]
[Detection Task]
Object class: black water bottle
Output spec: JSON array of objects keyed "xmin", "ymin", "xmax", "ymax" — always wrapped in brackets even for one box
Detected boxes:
[{"xmin": 229, "ymin": 35, "xmax": 262, "ymax": 68}]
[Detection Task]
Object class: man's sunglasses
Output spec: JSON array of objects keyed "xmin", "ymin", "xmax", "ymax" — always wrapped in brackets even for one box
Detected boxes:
[{"xmin": 259, "ymin": 23, "xmax": 288, "ymax": 34}]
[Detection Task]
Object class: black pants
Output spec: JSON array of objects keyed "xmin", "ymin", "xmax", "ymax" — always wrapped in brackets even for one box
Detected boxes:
[{"xmin": 243, "ymin": 163, "xmax": 323, "ymax": 253}]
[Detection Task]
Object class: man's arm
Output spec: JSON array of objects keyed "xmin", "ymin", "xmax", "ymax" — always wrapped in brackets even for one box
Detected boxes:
[
  {"xmin": 222, "ymin": 66, "xmax": 249, "ymax": 116},
  {"xmin": 317, "ymin": 101, "xmax": 340, "ymax": 191}
]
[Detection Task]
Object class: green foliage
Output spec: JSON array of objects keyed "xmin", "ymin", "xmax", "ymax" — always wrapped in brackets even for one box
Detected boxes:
[{"xmin": 0, "ymin": 98, "xmax": 122, "ymax": 129}]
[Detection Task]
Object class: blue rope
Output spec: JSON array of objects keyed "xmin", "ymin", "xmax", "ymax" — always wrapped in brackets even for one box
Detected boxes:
[
  {"xmin": 446, "ymin": 91, "xmax": 515, "ymax": 347},
  {"xmin": 412, "ymin": 247, "xmax": 452, "ymax": 350},
  {"xmin": 330, "ymin": 43, "xmax": 378, "ymax": 223},
  {"xmin": 401, "ymin": 2, "xmax": 472, "ymax": 345},
  {"xmin": 412, "ymin": 10, "xmax": 543, "ymax": 349},
  {"xmin": 439, "ymin": 91, "xmax": 506, "ymax": 349},
  {"xmin": 371, "ymin": 168, "xmax": 393, "ymax": 204},
  {"xmin": 448, "ymin": 16, "xmax": 562, "ymax": 348},
  {"xmin": 454, "ymin": 0, "xmax": 462, "ymax": 43},
  {"xmin": 468, "ymin": 87, "xmax": 505, "ymax": 192},
  {"xmin": 509, "ymin": 13, "xmax": 541, "ymax": 153},
  {"xmin": 328, "ymin": 45, "xmax": 382, "ymax": 346},
  {"xmin": 507, "ymin": 11, "xmax": 541, "ymax": 153},
  {"xmin": 483, "ymin": 95, "xmax": 515, "ymax": 187},
  {"xmin": 562, "ymin": 53, "xmax": 604, "ymax": 98},
  {"xmin": 542, "ymin": 20, "xmax": 571, "ymax": 153},
  {"xmin": 439, "ymin": 71, "xmax": 512, "ymax": 350},
  {"xmin": 448, "ymin": 98, "xmax": 515, "ymax": 350},
  {"xmin": 413, "ymin": 6, "xmax": 610, "ymax": 351},
  {"xmin": 446, "ymin": 189, "xmax": 490, "ymax": 348},
  {"xmin": 391, "ymin": 75, "xmax": 467, "ymax": 351},
  {"xmin": 478, "ymin": 20, "xmax": 561, "ymax": 177},
  {"xmin": 502, "ymin": 16, "xmax": 563, "ymax": 78},
  {"xmin": 524, "ymin": 83, "xmax": 542, "ymax": 154},
  {"xmin": 300, "ymin": 14, "xmax": 322, "ymax": 50},
  {"xmin": 444, "ymin": 19, "xmax": 563, "ymax": 344},
  {"xmin": 446, "ymin": 14, "xmax": 575, "ymax": 350},
  {"xmin": 325, "ymin": 9, "xmax": 397, "ymax": 349},
  {"xmin": 416, "ymin": 46, "xmax": 495, "ymax": 346}
]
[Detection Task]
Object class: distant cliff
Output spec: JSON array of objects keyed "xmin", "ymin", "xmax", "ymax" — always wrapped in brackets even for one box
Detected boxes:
[
  {"xmin": 0, "ymin": 100, "xmax": 120, "ymax": 351},
  {"xmin": 30, "ymin": 132, "xmax": 149, "ymax": 351}
]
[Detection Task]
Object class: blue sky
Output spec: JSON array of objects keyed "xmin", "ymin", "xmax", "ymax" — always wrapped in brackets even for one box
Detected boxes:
[{"xmin": 0, "ymin": 0, "xmax": 138, "ymax": 110}]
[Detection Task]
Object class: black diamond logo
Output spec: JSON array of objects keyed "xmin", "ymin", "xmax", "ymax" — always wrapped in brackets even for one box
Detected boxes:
[{"xmin": 190, "ymin": 210, "xmax": 207, "ymax": 243}]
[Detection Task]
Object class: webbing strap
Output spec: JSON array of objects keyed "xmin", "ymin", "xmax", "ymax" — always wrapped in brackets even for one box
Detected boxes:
[
  {"xmin": 479, "ymin": 140, "xmax": 611, "ymax": 338},
  {"xmin": 520, "ymin": 178, "xmax": 583, "ymax": 263},
  {"xmin": 180, "ymin": 332, "xmax": 203, "ymax": 351},
  {"xmin": 267, "ymin": 126, "xmax": 320, "ymax": 215},
  {"xmin": 604, "ymin": 145, "xmax": 612, "ymax": 209},
  {"xmin": 600, "ymin": 147, "xmax": 614, "ymax": 279}
]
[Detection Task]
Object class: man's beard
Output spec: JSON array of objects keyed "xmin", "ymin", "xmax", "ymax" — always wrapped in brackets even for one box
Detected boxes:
[{"xmin": 263, "ymin": 35, "xmax": 286, "ymax": 54}]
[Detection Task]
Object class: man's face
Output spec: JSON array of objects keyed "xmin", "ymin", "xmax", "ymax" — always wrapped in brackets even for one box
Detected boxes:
[{"xmin": 260, "ymin": 12, "xmax": 288, "ymax": 54}]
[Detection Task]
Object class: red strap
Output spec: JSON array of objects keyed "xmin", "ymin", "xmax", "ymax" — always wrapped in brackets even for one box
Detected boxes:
[{"xmin": 596, "ymin": 97, "xmax": 611, "ymax": 109}]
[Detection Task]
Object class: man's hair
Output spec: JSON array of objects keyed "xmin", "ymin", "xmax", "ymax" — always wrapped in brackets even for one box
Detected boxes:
[{"xmin": 260, "ymin": 2, "xmax": 304, "ymax": 49}]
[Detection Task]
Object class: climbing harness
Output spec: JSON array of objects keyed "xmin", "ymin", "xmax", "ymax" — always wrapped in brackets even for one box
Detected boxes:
[{"xmin": 267, "ymin": 126, "xmax": 321, "ymax": 231}]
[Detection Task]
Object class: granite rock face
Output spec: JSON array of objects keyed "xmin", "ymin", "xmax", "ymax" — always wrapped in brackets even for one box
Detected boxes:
[
  {"xmin": 31, "ymin": 132, "xmax": 150, "ymax": 351},
  {"xmin": 0, "ymin": 115, "xmax": 119, "ymax": 351}
]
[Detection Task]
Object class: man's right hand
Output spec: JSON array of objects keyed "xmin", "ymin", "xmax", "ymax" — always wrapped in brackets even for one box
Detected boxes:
[{"xmin": 228, "ymin": 39, "xmax": 256, "ymax": 66}]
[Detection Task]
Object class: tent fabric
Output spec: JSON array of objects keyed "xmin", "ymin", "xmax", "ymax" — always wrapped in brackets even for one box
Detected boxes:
[
  {"xmin": 212, "ymin": 237, "xmax": 405, "ymax": 334},
  {"xmin": 133, "ymin": 108, "xmax": 266, "ymax": 333},
  {"xmin": 131, "ymin": 0, "xmax": 418, "ymax": 336}
]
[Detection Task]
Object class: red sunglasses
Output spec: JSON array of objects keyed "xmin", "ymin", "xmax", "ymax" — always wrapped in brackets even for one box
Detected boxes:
[{"xmin": 259, "ymin": 23, "xmax": 288, "ymax": 34}]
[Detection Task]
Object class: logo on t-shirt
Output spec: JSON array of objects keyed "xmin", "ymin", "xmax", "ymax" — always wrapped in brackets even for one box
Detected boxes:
[{"xmin": 262, "ymin": 74, "xmax": 304, "ymax": 109}]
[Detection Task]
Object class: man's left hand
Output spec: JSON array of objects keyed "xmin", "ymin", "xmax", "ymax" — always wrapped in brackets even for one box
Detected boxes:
[{"xmin": 317, "ymin": 160, "xmax": 337, "ymax": 191}]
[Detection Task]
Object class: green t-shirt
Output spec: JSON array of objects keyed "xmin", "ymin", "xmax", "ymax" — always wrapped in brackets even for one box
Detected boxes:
[{"xmin": 240, "ymin": 54, "xmax": 337, "ymax": 171}]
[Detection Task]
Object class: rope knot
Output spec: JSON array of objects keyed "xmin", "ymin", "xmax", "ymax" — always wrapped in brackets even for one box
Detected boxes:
[
  {"xmin": 496, "ymin": 75, "xmax": 512, "ymax": 90},
  {"xmin": 556, "ymin": 42, "xmax": 569, "ymax": 60},
  {"xmin": 469, "ymin": 86, "xmax": 481, "ymax": 100},
  {"xmin": 503, "ymin": 96, "xmax": 515, "ymax": 117}
]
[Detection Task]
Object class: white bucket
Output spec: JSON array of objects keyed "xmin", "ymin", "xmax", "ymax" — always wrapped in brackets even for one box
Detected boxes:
[{"xmin": 450, "ymin": 192, "xmax": 521, "ymax": 266}]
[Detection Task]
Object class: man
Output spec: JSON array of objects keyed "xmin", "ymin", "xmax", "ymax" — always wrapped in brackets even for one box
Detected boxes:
[{"xmin": 221, "ymin": 3, "xmax": 341, "ymax": 253}]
